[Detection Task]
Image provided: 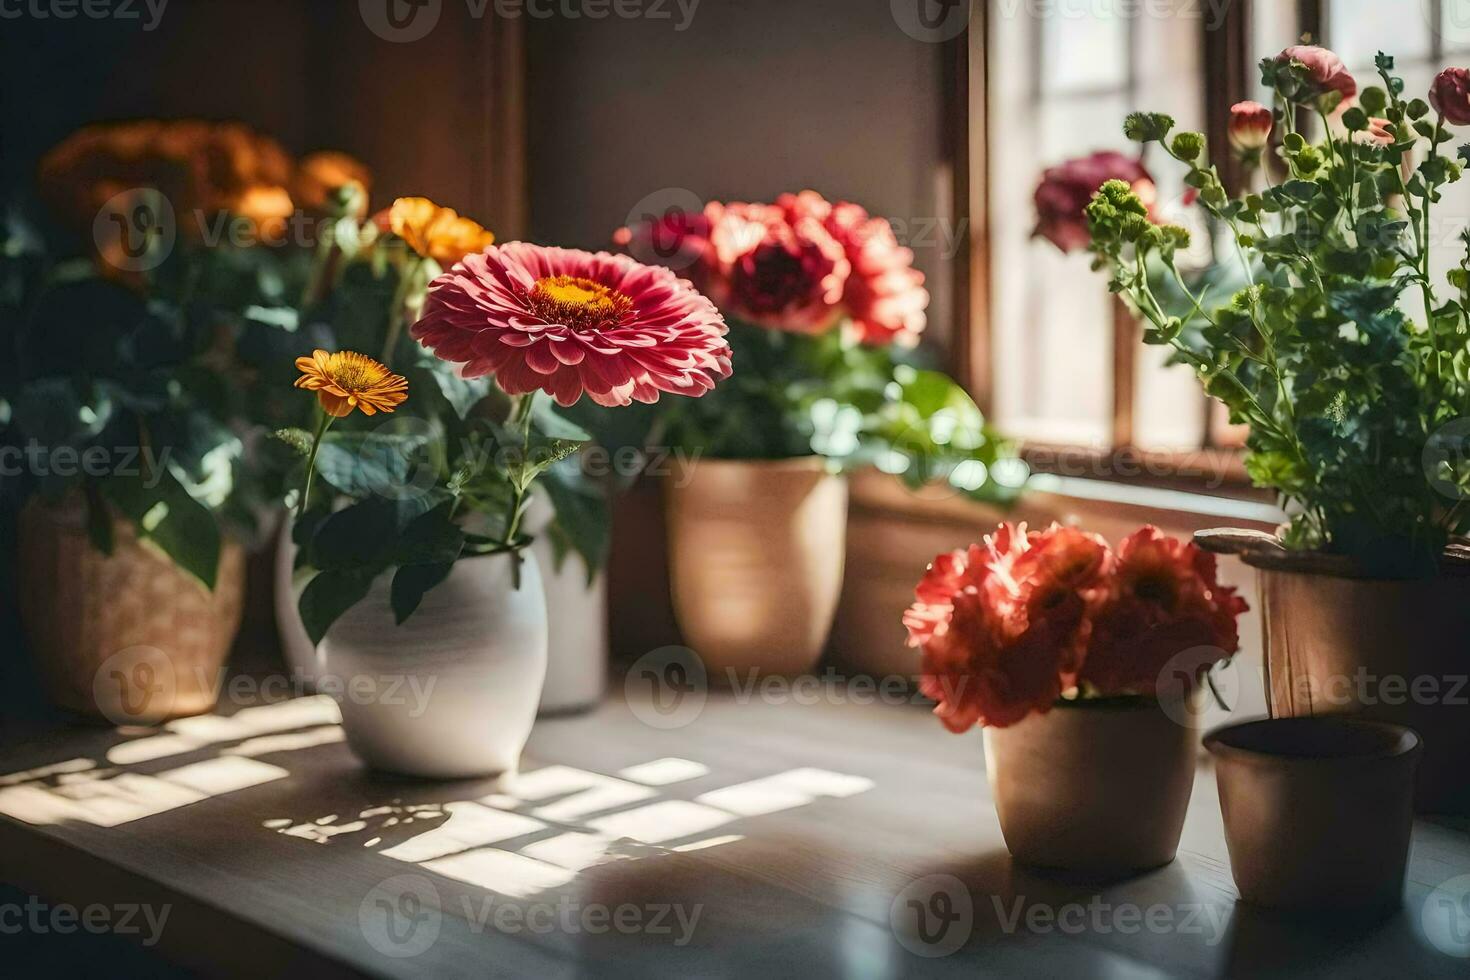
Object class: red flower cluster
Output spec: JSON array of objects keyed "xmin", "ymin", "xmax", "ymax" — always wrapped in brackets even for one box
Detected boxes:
[
  {"xmin": 905, "ymin": 524, "xmax": 1248, "ymax": 732},
  {"xmin": 1033, "ymin": 151, "xmax": 1156, "ymax": 253},
  {"xmin": 613, "ymin": 190, "xmax": 929, "ymax": 347}
]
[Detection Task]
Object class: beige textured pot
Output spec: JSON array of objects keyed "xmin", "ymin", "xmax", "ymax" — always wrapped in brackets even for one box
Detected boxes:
[
  {"xmin": 1205, "ymin": 717, "xmax": 1420, "ymax": 918},
  {"xmin": 666, "ymin": 457, "xmax": 847, "ymax": 680},
  {"xmin": 984, "ymin": 697, "xmax": 1198, "ymax": 877},
  {"xmin": 17, "ymin": 500, "xmax": 245, "ymax": 725}
]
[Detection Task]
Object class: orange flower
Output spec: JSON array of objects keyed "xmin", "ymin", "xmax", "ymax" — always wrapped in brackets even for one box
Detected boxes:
[
  {"xmin": 1078, "ymin": 527, "xmax": 1248, "ymax": 696},
  {"xmin": 226, "ymin": 184, "xmax": 295, "ymax": 243},
  {"xmin": 293, "ymin": 151, "xmax": 372, "ymax": 217},
  {"xmin": 381, "ymin": 196, "xmax": 495, "ymax": 265},
  {"xmin": 294, "ymin": 349, "xmax": 408, "ymax": 417},
  {"xmin": 905, "ymin": 523, "xmax": 1108, "ymax": 731},
  {"xmin": 38, "ymin": 119, "xmax": 294, "ymax": 237}
]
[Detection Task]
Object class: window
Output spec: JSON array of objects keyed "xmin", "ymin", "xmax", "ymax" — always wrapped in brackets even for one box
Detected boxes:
[{"xmin": 988, "ymin": 1, "xmax": 1209, "ymax": 455}]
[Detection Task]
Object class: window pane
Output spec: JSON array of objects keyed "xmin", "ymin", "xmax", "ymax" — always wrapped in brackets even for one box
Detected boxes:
[
  {"xmin": 1443, "ymin": 0, "xmax": 1470, "ymax": 52},
  {"xmin": 989, "ymin": 0, "xmax": 1207, "ymax": 452},
  {"xmin": 1329, "ymin": 0, "xmax": 1432, "ymax": 69},
  {"xmin": 1041, "ymin": 13, "xmax": 1128, "ymax": 94}
]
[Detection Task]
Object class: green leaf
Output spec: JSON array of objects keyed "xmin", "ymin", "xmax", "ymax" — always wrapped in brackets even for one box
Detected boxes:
[
  {"xmin": 392, "ymin": 500, "xmax": 465, "ymax": 566},
  {"xmin": 1122, "ymin": 111, "xmax": 1174, "ymax": 143},
  {"xmin": 310, "ymin": 499, "xmax": 399, "ymax": 571},
  {"xmin": 541, "ymin": 463, "xmax": 610, "ymax": 577},
  {"xmin": 299, "ymin": 567, "xmax": 381, "ymax": 644},
  {"xmin": 102, "ymin": 467, "xmax": 222, "ymax": 590},
  {"xmin": 314, "ymin": 428, "xmax": 441, "ymax": 500},
  {"xmin": 389, "ymin": 561, "xmax": 455, "ymax": 625}
]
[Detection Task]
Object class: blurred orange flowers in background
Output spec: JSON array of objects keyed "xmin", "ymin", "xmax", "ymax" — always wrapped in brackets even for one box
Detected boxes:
[{"xmin": 293, "ymin": 150, "xmax": 372, "ymax": 218}]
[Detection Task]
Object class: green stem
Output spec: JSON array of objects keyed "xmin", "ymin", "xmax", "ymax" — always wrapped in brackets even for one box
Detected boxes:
[
  {"xmin": 380, "ymin": 257, "xmax": 423, "ymax": 367},
  {"xmin": 501, "ymin": 392, "xmax": 539, "ymax": 588},
  {"xmin": 297, "ymin": 409, "xmax": 335, "ymax": 519}
]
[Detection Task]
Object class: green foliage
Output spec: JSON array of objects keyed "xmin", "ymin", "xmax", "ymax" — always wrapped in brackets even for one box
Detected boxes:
[
  {"xmin": 660, "ymin": 320, "xmax": 1025, "ymax": 503},
  {"xmin": 1087, "ymin": 53, "xmax": 1470, "ymax": 575},
  {"xmin": 0, "ymin": 223, "xmax": 283, "ymax": 589}
]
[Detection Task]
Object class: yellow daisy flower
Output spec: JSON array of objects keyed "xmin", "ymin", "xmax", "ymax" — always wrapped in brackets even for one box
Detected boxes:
[{"xmin": 293, "ymin": 349, "xmax": 408, "ymax": 417}]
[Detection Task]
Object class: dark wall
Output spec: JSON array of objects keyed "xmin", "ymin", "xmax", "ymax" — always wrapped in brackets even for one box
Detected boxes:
[
  {"xmin": 0, "ymin": 0, "xmax": 314, "ymax": 192},
  {"xmin": 525, "ymin": 0, "xmax": 955, "ymax": 347}
]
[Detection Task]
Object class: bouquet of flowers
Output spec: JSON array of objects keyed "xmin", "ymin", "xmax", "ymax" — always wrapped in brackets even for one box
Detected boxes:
[
  {"xmin": 905, "ymin": 523, "xmax": 1247, "ymax": 731},
  {"xmin": 1084, "ymin": 45, "xmax": 1470, "ymax": 575},
  {"xmin": 288, "ymin": 240, "xmax": 732, "ymax": 640},
  {"xmin": 614, "ymin": 190, "xmax": 1025, "ymax": 501}
]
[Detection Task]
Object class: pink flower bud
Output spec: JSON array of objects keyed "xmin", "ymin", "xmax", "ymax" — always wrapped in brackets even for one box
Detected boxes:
[{"xmin": 1228, "ymin": 101, "xmax": 1273, "ymax": 152}]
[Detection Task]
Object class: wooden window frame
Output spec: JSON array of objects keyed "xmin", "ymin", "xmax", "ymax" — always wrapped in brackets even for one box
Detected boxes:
[{"xmin": 945, "ymin": 2, "xmax": 1269, "ymax": 498}]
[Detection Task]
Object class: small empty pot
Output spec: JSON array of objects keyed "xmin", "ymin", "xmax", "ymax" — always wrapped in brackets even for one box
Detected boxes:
[{"xmin": 1204, "ymin": 717, "xmax": 1420, "ymax": 918}]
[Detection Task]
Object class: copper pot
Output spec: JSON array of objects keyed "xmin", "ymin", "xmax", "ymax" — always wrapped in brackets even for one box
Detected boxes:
[
  {"xmin": 1205, "ymin": 717, "xmax": 1420, "ymax": 917},
  {"xmin": 984, "ymin": 696, "xmax": 1198, "ymax": 877},
  {"xmin": 665, "ymin": 457, "xmax": 847, "ymax": 680},
  {"xmin": 17, "ymin": 500, "xmax": 245, "ymax": 725}
]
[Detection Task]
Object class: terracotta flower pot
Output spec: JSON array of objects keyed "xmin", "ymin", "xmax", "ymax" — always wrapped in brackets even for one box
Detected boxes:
[
  {"xmin": 17, "ymin": 500, "xmax": 245, "ymax": 725},
  {"xmin": 665, "ymin": 457, "xmax": 847, "ymax": 681},
  {"xmin": 1205, "ymin": 717, "xmax": 1420, "ymax": 918},
  {"xmin": 984, "ymin": 697, "xmax": 1197, "ymax": 877},
  {"xmin": 1197, "ymin": 529, "xmax": 1470, "ymax": 815}
]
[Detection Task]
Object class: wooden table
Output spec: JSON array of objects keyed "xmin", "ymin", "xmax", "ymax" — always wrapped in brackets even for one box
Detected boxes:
[{"xmin": 1, "ymin": 678, "xmax": 1468, "ymax": 979}]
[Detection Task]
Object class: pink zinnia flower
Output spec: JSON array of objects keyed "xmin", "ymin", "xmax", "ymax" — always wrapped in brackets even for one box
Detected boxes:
[
  {"xmin": 611, "ymin": 204, "xmax": 717, "ymax": 281},
  {"xmin": 706, "ymin": 201, "xmax": 849, "ymax": 334},
  {"xmin": 412, "ymin": 242, "xmax": 732, "ymax": 407},
  {"xmin": 778, "ymin": 191, "xmax": 929, "ymax": 348},
  {"xmin": 1034, "ymin": 151, "xmax": 1156, "ymax": 253},
  {"xmin": 1274, "ymin": 44, "xmax": 1356, "ymax": 107}
]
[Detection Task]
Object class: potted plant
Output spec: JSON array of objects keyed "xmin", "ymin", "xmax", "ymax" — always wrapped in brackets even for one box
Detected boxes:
[
  {"xmin": 1082, "ymin": 44, "xmax": 1470, "ymax": 813},
  {"xmin": 906, "ymin": 524, "xmax": 1247, "ymax": 876},
  {"xmin": 287, "ymin": 241, "xmax": 730, "ymax": 778},
  {"xmin": 1, "ymin": 119, "xmax": 320, "ymax": 724},
  {"xmin": 615, "ymin": 191, "xmax": 1019, "ymax": 679}
]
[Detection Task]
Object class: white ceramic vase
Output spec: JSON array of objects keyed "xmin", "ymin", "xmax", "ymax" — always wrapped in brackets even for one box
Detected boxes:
[
  {"xmin": 321, "ymin": 551, "xmax": 548, "ymax": 779},
  {"xmin": 526, "ymin": 493, "xmax": 608, "ymax": 715},
  {"xmin": 273, "ymin": 516, "xmax": 322, "ymax": 689}
]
